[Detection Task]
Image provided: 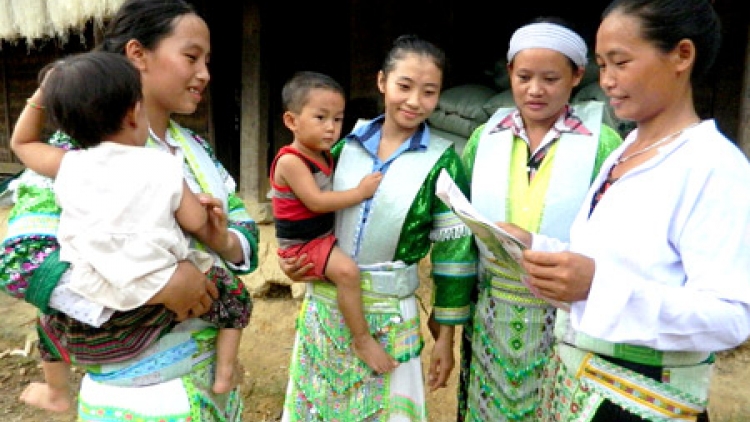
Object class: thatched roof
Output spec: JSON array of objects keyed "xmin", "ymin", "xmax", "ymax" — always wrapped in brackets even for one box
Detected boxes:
[{"xmin": 0, "ymin": 0, "xmax": 125, "ymax": 43}]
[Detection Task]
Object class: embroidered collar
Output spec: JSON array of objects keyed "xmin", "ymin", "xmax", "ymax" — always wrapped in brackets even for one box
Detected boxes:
[{"xmin": 488, "ymin": 104, "xmax": 593, "ymax": 140}]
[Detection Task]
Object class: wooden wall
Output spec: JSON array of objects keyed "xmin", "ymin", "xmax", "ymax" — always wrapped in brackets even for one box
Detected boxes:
[
  {"xmin": 0, "ymin": 18, "xmax": 214, "ymax": 177},
  {"xmin": 1, "ymin": 1, "xmax": 748, "ymax": 204},
  {"xmin": 0, "ymin": 37, "xmax": 86, "ymax": 174}
]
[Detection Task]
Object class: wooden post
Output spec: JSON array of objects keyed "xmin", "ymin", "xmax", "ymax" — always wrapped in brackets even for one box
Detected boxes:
[
  {"xmin": 740, "ymin": 24, "xmax": 750, "ymax": 157},
  {"xmin": 1, "ymin": 51, "xmax": 10, "ymax": 156},
  {"xmin": 239, "ymin": 2, "xmax": 271, "ymax": 221}
]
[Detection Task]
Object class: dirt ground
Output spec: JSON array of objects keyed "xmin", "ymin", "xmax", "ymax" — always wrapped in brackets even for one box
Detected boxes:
[
  {"xmin": 1, "ymin": 207, "xmax": 750, "ymax": 421},
  {"xmin": 0, "ymin": 283, "xmax": 462, "ymax": 422},
  {"xmin": 0, "ymin": 210, "xmax": 459, "ymax": 421}
]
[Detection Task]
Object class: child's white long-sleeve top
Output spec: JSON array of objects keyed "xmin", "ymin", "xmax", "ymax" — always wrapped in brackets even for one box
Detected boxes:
[{"xmin": 532, "ymin": 120, "xmax": 750, "ymax": 352}]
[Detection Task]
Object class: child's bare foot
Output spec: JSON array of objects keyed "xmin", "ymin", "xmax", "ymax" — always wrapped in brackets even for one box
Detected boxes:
[
  {"xmin": 213, "ymin": 360, "xmax": 245, "ymax": 394},
  {"xmin": 19, "ymin": 382, "xmax": 72, "ymax": 413},
  {"xmin": 353, "ymin": 335, "xmax": 398, "ymax": 374}
]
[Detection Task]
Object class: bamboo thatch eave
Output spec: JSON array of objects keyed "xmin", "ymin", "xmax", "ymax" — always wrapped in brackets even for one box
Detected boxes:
[{"xmin": 0, "ymin": 0, "xmax": 124, "ymax": 45}]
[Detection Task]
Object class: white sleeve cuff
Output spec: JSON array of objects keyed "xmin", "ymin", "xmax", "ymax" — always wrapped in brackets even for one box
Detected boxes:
[
  {"xmin": 224, "ymin": 228, "xmax": 252, "ymax": 271},
  {"xmin": 530, "ymin": 233, "xmax": 569, "ymax": 252}
]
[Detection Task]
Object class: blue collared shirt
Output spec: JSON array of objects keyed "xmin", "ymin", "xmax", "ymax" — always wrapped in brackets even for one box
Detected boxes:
[{"xmin": 342, "ymin": 115, "xmax": 431, "ymax": 256}]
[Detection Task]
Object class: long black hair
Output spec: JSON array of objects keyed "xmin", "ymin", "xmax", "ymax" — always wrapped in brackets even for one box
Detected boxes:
[
  {"xmin": 98, "ymin": 0, "xmax": 197, "ymax": 54},
  {"xmin": 602, "ymin": 0, "xmax": 721, "ymax": 82}
]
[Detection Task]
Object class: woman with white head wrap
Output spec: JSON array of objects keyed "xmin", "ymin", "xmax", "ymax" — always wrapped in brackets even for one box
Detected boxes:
[{"xmin": 455, "ymin": 17, "xmax": 623, "ymax": 422}]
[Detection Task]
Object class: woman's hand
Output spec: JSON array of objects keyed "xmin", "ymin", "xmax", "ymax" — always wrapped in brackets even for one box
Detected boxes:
[
  {"xmin": 427, "ymin": 324, "xmax": 455, "ymax": 392},
  {"xmin": 495, "ymin": 221, "xmax": 532, "ymax": 248},
  {"xmin": 521, "ymin": 250, "xmax": 595, "ymax": 303},
  {"xmin": 148, "ymin": 260, "xmax": 219, "ymax": 320},
  {"xmin": 278, "ymin": 254, "xmax": 318, "ymax": 282},
  {"xmin": 426, "ymin": 310, "xmax": 440, "ymax": 340}
]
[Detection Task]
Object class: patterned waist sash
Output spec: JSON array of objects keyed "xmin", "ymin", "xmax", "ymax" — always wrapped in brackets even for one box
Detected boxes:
[
  {"xmin": 558, "ymin": 343, "xmax": 711, "ymax": 421},
  {"xmin": 308, "ymin": 261, "xmax": 423, "ymax": 364},
  {"xmin": 480, "ymin": 258, "xmax": 549, "ymax": 307},
  {"xmin": 555, "ymin": 311, "xmax": 710, "ymax": 367},
  {"xmin": 85, "ymin": 321, "xmax": 217, "ymax": 387},
  {"xmin": 312, "ymin": 261, "xmax": 419, "ymax": 305},
  {"xmin": 359, "ymin": 261, "xmax": 419, "ymax": 298}
]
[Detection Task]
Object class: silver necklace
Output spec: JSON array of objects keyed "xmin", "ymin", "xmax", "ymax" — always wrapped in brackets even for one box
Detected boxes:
[{"xmin": 616, "ymin": 122, "xmax": 700, "ymax": 165}]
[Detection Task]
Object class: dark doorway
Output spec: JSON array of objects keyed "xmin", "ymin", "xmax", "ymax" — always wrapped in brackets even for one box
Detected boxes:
[
  {"xmin": 191, "ymin": 0, "xmax": 244, "ymax": 182},
  {"xmin": 263, "ymin": 1, "xmax": 352, "ymax": 176}
]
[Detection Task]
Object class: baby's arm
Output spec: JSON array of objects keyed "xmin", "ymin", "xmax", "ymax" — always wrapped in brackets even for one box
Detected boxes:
[
  {"xmin": 10, "ymin": 88, "xmax": 65, "ymax": 178},
  {"xmin": 174, "ymin": 182, "xmax": 238, "ymax": 260},
  {"xmin": 274, "ymin": 154, "xmax": 382, "ymax": 213},
  {"xmin": 175, "ymin": 181, "xmax": 210, "ymax": 235}
]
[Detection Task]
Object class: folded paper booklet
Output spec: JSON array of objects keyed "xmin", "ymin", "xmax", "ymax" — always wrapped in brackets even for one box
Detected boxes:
[
  {"xmin": 436, "ymin": 169, "xmax": 570, "ymax": 311},
  {"xmin": 436, "ymin": 169, "xmax": 526, "ymax": 269}
]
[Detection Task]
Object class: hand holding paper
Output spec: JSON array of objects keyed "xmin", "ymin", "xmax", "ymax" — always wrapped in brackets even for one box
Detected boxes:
[
  {"xmin": 436, "ymin": 169, "xmax": 526, "ymax": 269},
  {"xmin": 436, "ymin": 169, "xmax": 570, "ymax": 311}
]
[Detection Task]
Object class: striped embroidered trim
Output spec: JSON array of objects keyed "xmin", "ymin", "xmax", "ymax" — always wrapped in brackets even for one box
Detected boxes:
[
  {"xmin": 433, "ymin": 305, "xmax": 470, "ymax": 324},
  {"xmin": 78, "ymin": 402, "xmax": 191, "ymax": 422},
  {"xmin": 431, "ymin": 261, "xmax": 477, "ymax": 277},
  {"xmin": 487, "ymin": 278, "xmax": 548, "ymax": 306},
  {"xmin": 391, "ymin": 393, "xmax": 425, "ymax": 421},
  {"xmin": 168, "ymin": 125, "xmax": 213, "ymax": 196},
  {"xmin": 579, "ymin": 353, "xmax": 704, "ymax": 420},
  {"xmin": 6, "ymin": 214, "xmax": 59, "ymax": 238},
  {"xmin": 430, "ymin": 211, "xmax": 471, "ymax": 241}
]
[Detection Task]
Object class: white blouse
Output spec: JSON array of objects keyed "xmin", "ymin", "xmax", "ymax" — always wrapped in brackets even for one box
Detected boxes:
[{"xmin": 533, "ymin": 120, "xmax": 750, "ymax": 352}]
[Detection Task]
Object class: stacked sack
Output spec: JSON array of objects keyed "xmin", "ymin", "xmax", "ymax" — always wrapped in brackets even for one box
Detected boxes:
[{"xmin": 428, "ymin": 58, "xmax": 635, "ymax": 155}]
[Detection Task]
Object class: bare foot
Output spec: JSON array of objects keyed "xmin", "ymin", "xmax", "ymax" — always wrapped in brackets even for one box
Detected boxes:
[
  {"xmin": 213, "ymin": 360, "xmax": 245, "ymax": 394},
  {"xmin": 353, "ymin": 335, "xmax": 398, "ymax": 374},
  {"xmin": 19, "ymin": 382, "xmax": 72, "ymax": 413}
]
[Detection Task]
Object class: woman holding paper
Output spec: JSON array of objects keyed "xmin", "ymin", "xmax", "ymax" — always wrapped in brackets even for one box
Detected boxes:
[
  {"xmin": 455, "ymin": 17, "xmax": 622, "ymax": 422},
  {"xmin": 503, "ymin": 0, "xmax": 750, "ymax": 420}
]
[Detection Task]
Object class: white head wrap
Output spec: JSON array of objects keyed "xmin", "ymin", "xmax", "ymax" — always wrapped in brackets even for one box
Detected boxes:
[{"xmin": 507, "ymin": 22, "xmax": 588, "ymax": 67}]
